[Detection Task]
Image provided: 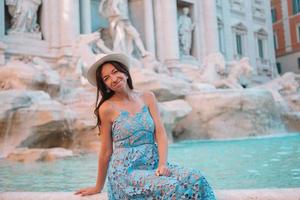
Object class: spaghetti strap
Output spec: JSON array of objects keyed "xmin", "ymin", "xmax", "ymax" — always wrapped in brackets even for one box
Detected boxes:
[
  {"xmin": 107, "ymin": 97, "xmax": 147, "ymax": 117},
  {"xmin": 107, "ymin": 101, "xmax": 117, "ymax": 111}
]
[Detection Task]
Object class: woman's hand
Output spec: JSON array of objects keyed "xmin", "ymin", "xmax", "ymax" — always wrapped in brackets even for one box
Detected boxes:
[
  {"xmin": 74, "ymin": 186, "xmax": 101, "ymax": 196},
  {"xmin": 155, "ymin": 164, "xmax": 171, "ymax": 177}
]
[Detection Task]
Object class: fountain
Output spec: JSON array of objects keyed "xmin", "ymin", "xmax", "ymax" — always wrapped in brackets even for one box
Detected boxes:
[
  {"xmin": 0, "ymin": 0, "xmax": 299, "ymax": 163},
  {"xmin": 0, "ymin": 0, "xmax": 300, "ymax": 199}
]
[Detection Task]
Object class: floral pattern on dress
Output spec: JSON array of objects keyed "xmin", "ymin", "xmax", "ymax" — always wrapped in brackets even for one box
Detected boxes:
[{"xmin": 107, "ymin": 105, "xmax": 216, "ymax": 200}]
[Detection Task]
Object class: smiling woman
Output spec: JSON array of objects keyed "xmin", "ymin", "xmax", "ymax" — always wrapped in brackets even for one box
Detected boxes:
[
  {"xmin": 74, "ymin": 53, "xmax": 216, "ymax": 199},
  {"xmin": 101, "ymin": 62, "xmax": 129, "ymax": 92}
]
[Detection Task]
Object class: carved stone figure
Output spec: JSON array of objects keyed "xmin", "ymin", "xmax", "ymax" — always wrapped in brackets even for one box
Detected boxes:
[
  {"xmin": 178, "ymin": 7, "xmax": 195, "ymax": 56},
  {"xmin": 6, "ymin": 0, "xmax": 42, "ymax": 34},
  {"xmin": 255, "ymin": 72, "xmax": 300, "ymax": 103},
  {"xmin": 72, "ymin": 31, "xmax": 113, "ymax": 85},
  {"xmin": 199, "ymin": 53, "xmax": 226, "ymax": 84},
  {"xmin": 214, "ymin": 57, "xmax": 253, "ymax": 89},
  {"xmin": 99, "ymin": 0, "xmax": 149, "ymax": 57}
]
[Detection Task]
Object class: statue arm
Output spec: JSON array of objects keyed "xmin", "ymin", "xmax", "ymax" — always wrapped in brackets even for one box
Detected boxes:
[
  {"xmin": 178, "ymin": 17, "xmax": 183, "ymax": 33},
  {"xmin": 99, "ymin": 0, "xmax": 107, "ymax": 14},
  {"xmin": 32, "ymin": 0, "xmax": 42, "ymax": 5},
  {"xmin": 96, "ymin": 40, "xmax": 113, "ymax": 54},
  {"xmin": 15, "ymin": 0, "xmax": 22, "ymax": 14},
  {"xmin": 6, "ymin": 0, "xmax": 17, "ymax": 6},
  {"xmin": 192, "ymin": 22, "xmax": 196, "ymax": 30},
  {"xmin": 112, "ymin": 0, "xmax": 121, "ymax": 15},
  {"xmin": 80, "ymin": 32, "xmax": 100, "ymax": 44}
]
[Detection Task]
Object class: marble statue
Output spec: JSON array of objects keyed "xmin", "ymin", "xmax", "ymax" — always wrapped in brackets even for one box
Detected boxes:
[
  {"xmin": 141, "ymin": 53, "xmax": 170, "ymax": 74},
  {"xmin": 178, "ymin": 7, "xmax": 195, "ymax": 56},
  {"xmin": 6, "ymin": 0, "xmax": 42, "ymax": 34},
  {"xmin": 214, "ymin": 57, "xmax": 253, "ymax": 89},
  {"xmin": 199, "ymin": 53, "xmax": 226, "ymax": 84},
  {"xmin": 255, "ymin": 72, "xmax": 300, "ymax": 103},
  {"xmin": 73, "ymin": 31, "xmax": 112, "ymax": 85},
  {"xmin": 99, "ymin": 0, "xmax": 149, "ymax": 57},
  {"xmin": 93, "ymin": 29, "xmax": 114, "ymax": 54}
]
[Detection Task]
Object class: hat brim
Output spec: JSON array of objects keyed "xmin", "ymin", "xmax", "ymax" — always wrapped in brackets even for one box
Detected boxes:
[{"xmin": 87, "ymin": 53, "xmax": 130, "ymax": 87}]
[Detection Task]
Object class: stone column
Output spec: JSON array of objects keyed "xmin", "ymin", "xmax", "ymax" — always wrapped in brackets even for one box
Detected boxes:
[
  {"xmin": 143, "ymin": 0, "xmax": 156, "ymax": 55},
  {"xmin": 160, "ymin": 0, "xmax": 180, "ymax": 65},
  {"xmin": 265, "ymin": 0, "xmax": 277, "ymax": 77},
  {"xmin": 244, "ymin": 0, "xmax": 256, "ymax": 73},
  {"xmin": 281, "ymin": 0, "xmax": 292, "ymax": 52},
  {"xmin": 59, "ymin": 0, "xmax": 80, "ymax": 54},
  {"xmin": 0, "ymin": 1, "xmax": 5, "ymax": 38},
  {"xmin": 202, "ymin": 0, "xmax": 218, "ymax": 55},
  {"xmin": 48, "ymin": 0, "xmax": 60, "ymax": 48},
  {"xmin": 221, "ymin": 0, "xmax": 234, "ymax": 61},
  {"xmin": 153, "ymin": 0, "xmax": 164, "ymax": 61},
  {"xmin": 80, "ymin": 0, "xmax": 92, "ymax": 34},
  {"xmin": 40, "ymin": 0, "xmax": 51, "ymax": 42}
]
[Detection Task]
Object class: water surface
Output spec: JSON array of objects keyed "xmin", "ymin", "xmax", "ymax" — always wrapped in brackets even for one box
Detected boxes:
[{"xmin": 0, "ymin": 134, "xmax": 299, "ymax": 191}]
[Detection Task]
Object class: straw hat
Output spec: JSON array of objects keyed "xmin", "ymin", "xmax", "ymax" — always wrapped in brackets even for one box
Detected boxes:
[{"xmin": 86, "ymin": 53, "xmax": 130, "ymax": 87}]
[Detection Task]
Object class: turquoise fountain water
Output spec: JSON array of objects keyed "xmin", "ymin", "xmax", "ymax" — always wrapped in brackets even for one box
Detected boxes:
[{"xmin": 0, "ymin": 134, "xmax": 299, "ymax": 192}]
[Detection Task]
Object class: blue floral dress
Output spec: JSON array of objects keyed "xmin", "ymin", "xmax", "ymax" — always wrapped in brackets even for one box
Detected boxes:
[{"xmin": 107, "ymin": 105, "xmax": 216, "ymax": 199}]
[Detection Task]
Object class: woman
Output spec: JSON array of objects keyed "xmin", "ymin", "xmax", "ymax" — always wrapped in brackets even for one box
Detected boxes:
[{"xmin": 75, "ymin": 53, "xmax": 216, "ymax": 199}]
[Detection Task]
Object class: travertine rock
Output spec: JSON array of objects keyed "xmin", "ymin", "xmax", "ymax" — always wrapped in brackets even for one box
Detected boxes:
[
  {"xmin": 0, "ymin": 59, "xmax": 60, "ymax": 96},
  {"xmin": 131, "ymin": 68, "xmax": 191, "ymax": 101},
  {"xmin": 174, "ymin": 89, "xmax": 286, "ymax": 139},
  {"xmin": 6, "ymin": 147, "xmax": 73, "ymax": 162},
  {"xmin": 158, "ymin": 99, "xmax": 192, "ymax": 142},
  {"xmin": 0, "ymin": 90, "xmax": 75, "ymax": 157},
  {"xmin": 282, "ymin": 112, "xmax": 300, "ymax": 132}
]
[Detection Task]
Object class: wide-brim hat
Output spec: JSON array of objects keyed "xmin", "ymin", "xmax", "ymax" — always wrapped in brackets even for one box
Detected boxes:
[{"xmin": 87, "ymin": 53, "xmax": 130, "ymax": 87}]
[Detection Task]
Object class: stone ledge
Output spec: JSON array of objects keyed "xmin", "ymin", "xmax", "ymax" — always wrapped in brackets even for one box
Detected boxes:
[{"xmin": 1, "ymin": 188, "xmax": 300, "ymax": 200}]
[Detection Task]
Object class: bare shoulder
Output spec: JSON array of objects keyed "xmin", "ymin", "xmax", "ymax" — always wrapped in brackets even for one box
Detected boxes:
[
  {"xmin": 98, "ymin": 100, "xmax": 113, "ymax": 119},
  {"xmin": 141, "ymin": 91, "xmax": 157, "ymax": 105}
]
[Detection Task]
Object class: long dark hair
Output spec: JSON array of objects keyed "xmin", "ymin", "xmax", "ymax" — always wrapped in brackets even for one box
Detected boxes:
[{"xmin": 94, "ymin": 61, "xmax": 134, "ymax": 131}]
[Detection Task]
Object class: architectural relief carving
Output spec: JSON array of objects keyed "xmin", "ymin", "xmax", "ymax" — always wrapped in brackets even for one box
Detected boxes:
[
  {"xmin": 253, "ymin": 6, "xmax": 265, "ymax": 19},
  {"xmin": 230, "ymin": 0, "xmax": 244, "ymax": 11}
]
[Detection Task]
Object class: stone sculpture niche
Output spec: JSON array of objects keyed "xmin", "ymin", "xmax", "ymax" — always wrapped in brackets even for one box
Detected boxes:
[
  {"xmin": 5, "ymin": 0, "xmax": 42, "ymax": 39},
  {"xmin": 178, "ymin": 6, "xmax": 195, "ymax": 58}
]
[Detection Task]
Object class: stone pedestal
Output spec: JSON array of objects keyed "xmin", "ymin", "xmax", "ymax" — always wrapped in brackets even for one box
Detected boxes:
[{"xmin": 6, "ymin": 31, "xmax": 42, "ymax": 40}]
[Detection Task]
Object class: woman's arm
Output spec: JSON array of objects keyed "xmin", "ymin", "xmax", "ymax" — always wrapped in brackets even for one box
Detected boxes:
[
  {"xmin": 143, "ymin": 91, "xmax": 170, "ymax": 176},
  {"xmin": 95, "ymin": 104, "xmax": 113, "ymax": 189},
  {"xmin": 75, "ymin": 102, "xmax": 113, "ymax": 196}
]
